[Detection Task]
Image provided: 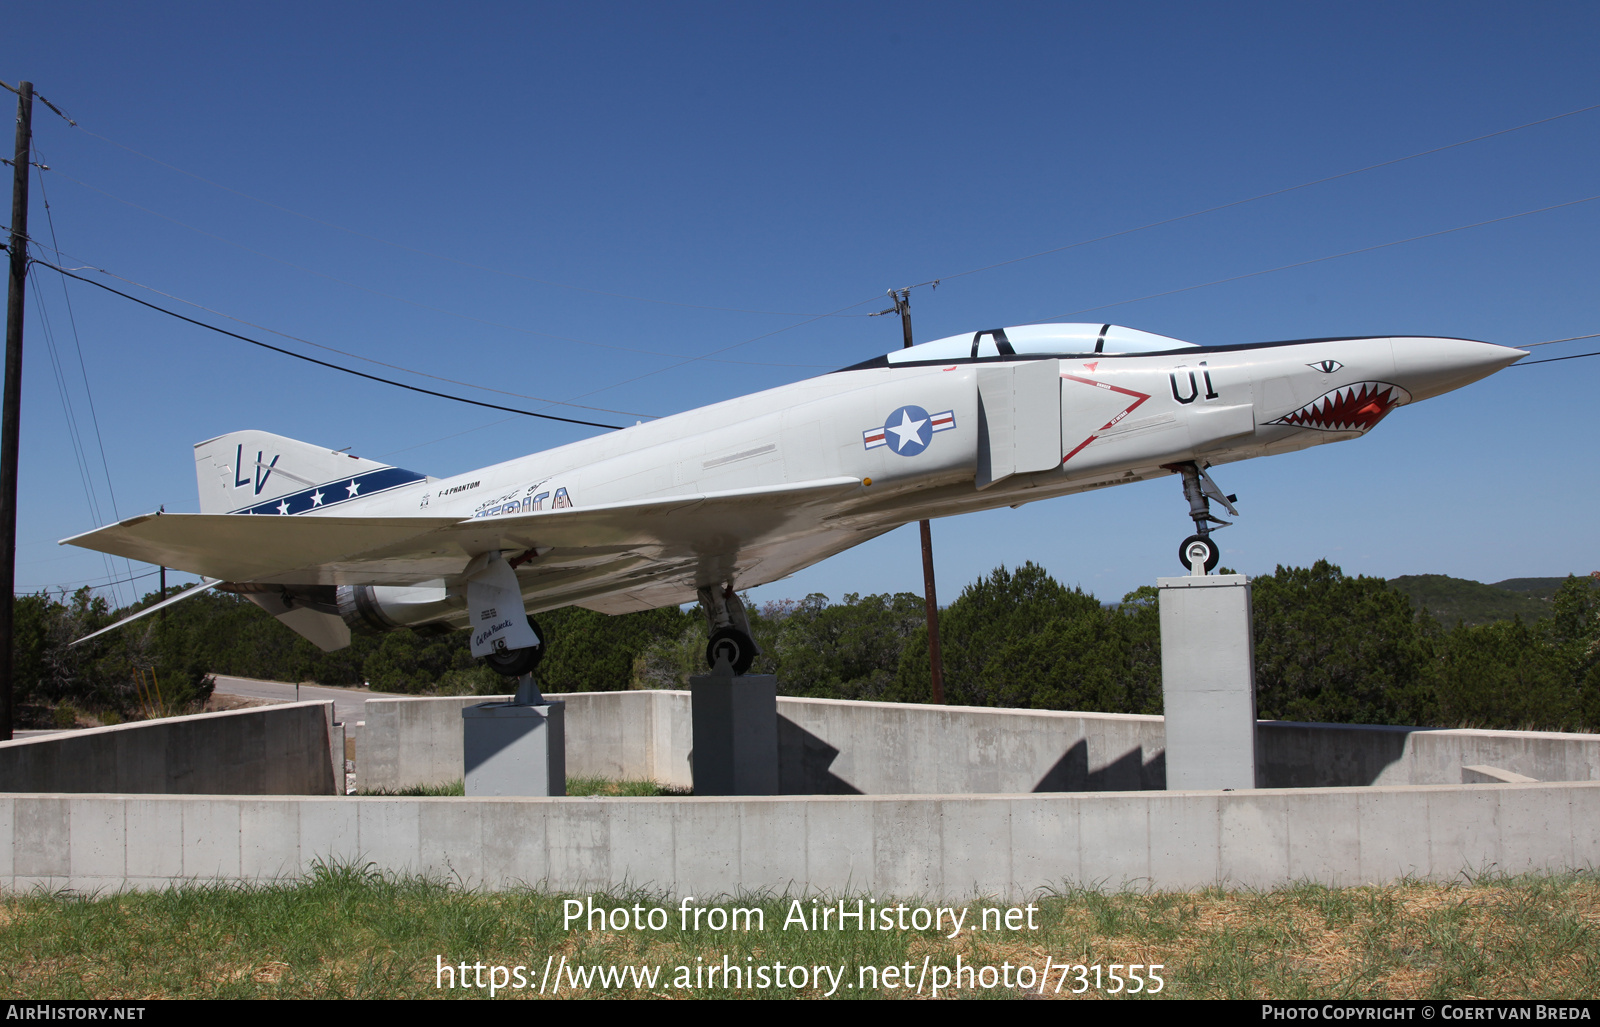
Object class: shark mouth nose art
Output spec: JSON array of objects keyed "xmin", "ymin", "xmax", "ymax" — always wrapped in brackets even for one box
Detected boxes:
[{"xmin": 1271, "ymin": 381, "xmax": 1412, "ymax": 432}]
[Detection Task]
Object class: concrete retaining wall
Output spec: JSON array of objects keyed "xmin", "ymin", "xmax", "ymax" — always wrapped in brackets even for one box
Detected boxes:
[
  {"xmin": 5, "ymin": 782, "xmax": 1595, "ymax": 898},
  {"xmin": 360, "ymin": 690, "xmax": 1600, "ymax": 795},
  {"xmin": 0, "ymin": 702, "xmax": 341, "ymax": 796},
  {"xmin": 360, "ymin": 692, "xmax": 692, "ymax": 792},
  {"xmin": 773, "ymin": 697, "xmax": 1164, "ymax": 794},
  {"xmin": 1257, "ymin": 722, "xmax": 1600, "ymax": 787},
  {"xmin": 358, "ymin": 692, "xmax": 1164, "ymax": 794}
]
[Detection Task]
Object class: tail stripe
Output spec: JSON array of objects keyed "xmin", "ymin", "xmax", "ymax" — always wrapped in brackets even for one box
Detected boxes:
[{"xmin": 231, "ymin": 466, "xmax": 426, "ymax": 515}]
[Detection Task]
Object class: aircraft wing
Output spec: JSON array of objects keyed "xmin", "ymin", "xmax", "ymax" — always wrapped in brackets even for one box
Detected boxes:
[{"xmin": 62, "ymin": 476, "xmax": 865, "ymax": 587}]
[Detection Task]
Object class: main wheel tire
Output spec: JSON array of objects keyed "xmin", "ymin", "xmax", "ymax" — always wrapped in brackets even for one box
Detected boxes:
[
  {"xmin": 484, "ymin": 616, "xmax": 546, "ymax": 677},
  {"xmin": 1178, "ymin": 534, "xmax": 1220, "ymax": 573},
  {"xmin": 705, "ymin": 627, "xmax": 756, "ymax": 675}
]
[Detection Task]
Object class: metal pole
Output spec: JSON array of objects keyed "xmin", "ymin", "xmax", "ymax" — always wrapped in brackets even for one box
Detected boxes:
[
  {"xmin": 893, "ymin": 289, "xmax": 946, "ymax": 704},
  {"xmin": 1, "ymin": 81, "xmax": 34, "ymax": 741}
]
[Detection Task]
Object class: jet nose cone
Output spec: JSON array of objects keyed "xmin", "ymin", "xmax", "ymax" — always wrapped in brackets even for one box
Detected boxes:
[{"xmin": 1389, "ymin": 337, "xmax": 1526, "ymax": 403}]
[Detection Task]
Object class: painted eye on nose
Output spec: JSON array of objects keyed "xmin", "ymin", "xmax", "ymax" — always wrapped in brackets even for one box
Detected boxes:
[{"xmin": 1308, "ymin": 360, "xmax": 1343, "ymax": 374}]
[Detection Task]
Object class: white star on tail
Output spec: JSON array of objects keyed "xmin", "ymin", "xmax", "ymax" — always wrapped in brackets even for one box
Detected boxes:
[
  {"xmin": 346, "ymin": 480, "xmax": 360, "ymax": 497},
  {"xmin": 310, "ymin": 490, "xmax": 324, "ymax": 506},
  {"xmin": 277, "ymin": 500, "xmax": 290, "ymax": 515},
  {"xmin": 886, "ymin": 409, "xmax": 928, "ymax": 451}
]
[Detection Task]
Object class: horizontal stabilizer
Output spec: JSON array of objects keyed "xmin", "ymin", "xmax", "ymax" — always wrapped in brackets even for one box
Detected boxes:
[
  {"xmin": 63, "ymin": 477, "xmax": 864, "ymax": 588},
  {"xmin": 63, "ymin": 513, "xmax": 464, "ymax": 584}
]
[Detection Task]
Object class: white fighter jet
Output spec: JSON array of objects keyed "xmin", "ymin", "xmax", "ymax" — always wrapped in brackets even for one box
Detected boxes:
[{"xmin": 64, "ymin": 323, "xmax": 1524, "ymax": 676}]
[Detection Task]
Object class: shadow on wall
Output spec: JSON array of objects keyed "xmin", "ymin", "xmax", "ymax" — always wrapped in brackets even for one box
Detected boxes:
[
  {"xmin": 1255, "ymin": 722, "xmax": 1414, "ymax": 787},
  {"xmin": 772, "ymin": 714, "xmax": 1429, "ymax": 794},
  {"xmin": 774, "ymin": 715, "xmax": 1167, "ymax": 794},
  {"xmin": 777, "ymin": 715, "xmax": 861, "ymax": 794},
  {"xmin": 1033, "ymin": 739, "xmax": 1166, "ymax": 792}
]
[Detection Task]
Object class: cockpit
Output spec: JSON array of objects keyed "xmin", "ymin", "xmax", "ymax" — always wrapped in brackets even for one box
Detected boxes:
[
  {"xmin": 886, "ymin": 323, "xmax": 1196, "ymax": 364},
  {"xmin": 836, "ymin": 322, "xmax": 1198, "ymax": 372}
]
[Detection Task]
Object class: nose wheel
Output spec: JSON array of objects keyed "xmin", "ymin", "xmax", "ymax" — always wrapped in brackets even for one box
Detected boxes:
[
  {"xmin": 1167, "ymin": 462, "xmax": 1238, "ymax": 574},
  {"xmin": 1179, "ymin": 535, "xmax": 1221, "ymax": 574}
]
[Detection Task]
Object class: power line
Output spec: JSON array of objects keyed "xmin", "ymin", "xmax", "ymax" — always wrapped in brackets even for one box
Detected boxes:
[
  {"xmin": 36, "ymin": 252, "xmax": 660, "ymax": 419},
  {"xmin": 1513, "ymin": 350, "xmax": 1600, "ymax": 366},
  {"xmin": 31, "ymin": 258, "xmax": 629, "ymax": 430},
  {"xmin": 34, "ymin": 160, "xmax": 130, "ymax": 518},
  {"xmin": 44, "ymin": 171, "xmax": 830, "ymax": 368},
  {"xmin": 1523, "ymin": 333, "xmax": 1600, "ymax": 347},
  {"xmin": 16, "ymin": 567, "xmax": 162, "ymax": 595},
  {"xmin": 0, "ymin": 80, "xmax": 73, "ymax": 126},
  {"xmin": 29, "ymin": 273, "xmax": 127, "ymax": 607}
]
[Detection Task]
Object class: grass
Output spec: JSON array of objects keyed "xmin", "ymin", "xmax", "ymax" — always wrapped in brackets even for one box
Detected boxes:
[{"xmin": 2, "ymin": 871, "xmax": 1597, "ymax": 999}]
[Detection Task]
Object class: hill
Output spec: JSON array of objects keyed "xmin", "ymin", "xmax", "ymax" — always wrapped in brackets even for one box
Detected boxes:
[
  {"xmin": 1491, "ymin": 575, "xmax": 1600, "ymax": 601},
  {"xmin": 1386, "ymin": 574, "xmax": 1557, "ymax": 627}
]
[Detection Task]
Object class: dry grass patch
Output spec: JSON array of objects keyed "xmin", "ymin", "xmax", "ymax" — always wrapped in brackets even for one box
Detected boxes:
[{"xmin": 1, "ymin": 876, "xmax": 1597, "ymax": 999}]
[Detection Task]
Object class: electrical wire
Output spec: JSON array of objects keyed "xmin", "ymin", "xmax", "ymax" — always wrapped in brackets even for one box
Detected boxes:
[
  {"xmin": 1522, "ymin": 333, "xmax": 1600, "ymax": 347},
  {"xmin": 34, "ymin": 252, "xmax": 660, "ymax": 419},
  {"xmin": 15, "ymin": 567, "xmax": 165, "ymax": 597},
  {"xmin": 1512, "ymin": 350, "xmax": 1600, "ymax": 366},
  {"xmin": 29, "ymin": 273, "xmax": 127, "ymax": 607},
  {"xmin": 28, "ymin": 155, "xmax": 142, "ymax": 605},
  {"xmin": 34, "ymin": 161, "xmax": 131, "ymax": 518},
  {"xmin": 43, "ymin": 173, "xmax": 833, "ymax": 368},
  {"xmin": 32, "ymin": 258, "xmax": 630, "ymax": 430}
]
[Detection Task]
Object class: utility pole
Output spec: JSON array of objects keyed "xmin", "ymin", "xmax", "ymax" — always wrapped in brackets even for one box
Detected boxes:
[
  {"xmin": 1, "ymin": 81, "xmax": 34, "ymax": 741},
  {"xmin": 887, "ymin": 287, "xmax": 946, "ymax": 705}
]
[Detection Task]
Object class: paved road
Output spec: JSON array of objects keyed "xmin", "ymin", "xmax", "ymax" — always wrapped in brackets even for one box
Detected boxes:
[{"xmin": 210, "ymin": 675, "xmax": 408, "ymax": 724}]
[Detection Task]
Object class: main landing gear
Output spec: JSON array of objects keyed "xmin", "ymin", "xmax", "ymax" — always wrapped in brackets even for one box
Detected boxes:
[
  {"xmin": 484, "ymin": 615, "xmax": 546, "ymax": 677},
  {"xmin": 465, "ymin": 549, "xmax": 547, "ymax": 693},
  {"xmin": 698, "ymin": 583, "xmax": 761, "ymax": 675},
  {"xmin": 1169, "ymin": 461, "xmax": 1239, "ymax": 575}
]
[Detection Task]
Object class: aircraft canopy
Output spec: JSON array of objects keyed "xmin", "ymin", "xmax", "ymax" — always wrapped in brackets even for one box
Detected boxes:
[{"xmin": 885, "ymin": 322, "xmax": 1195, "ymax": 364}]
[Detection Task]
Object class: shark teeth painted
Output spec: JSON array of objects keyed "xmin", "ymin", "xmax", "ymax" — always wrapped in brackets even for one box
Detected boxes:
[{"xmin": 1271, "ymin": 381, "xmax": 1412, "ymax": 433}]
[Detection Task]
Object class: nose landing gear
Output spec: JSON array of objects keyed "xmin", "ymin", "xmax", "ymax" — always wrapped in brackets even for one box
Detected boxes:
[{"xmin": 1169, "ymin": 462, "xmax": 1238, "ymax": 574}]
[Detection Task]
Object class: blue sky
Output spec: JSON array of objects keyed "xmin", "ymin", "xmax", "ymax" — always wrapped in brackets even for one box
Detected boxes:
[{"xmin": 4, "ymin": 1, "xmax": 1597, "ymax": 611}]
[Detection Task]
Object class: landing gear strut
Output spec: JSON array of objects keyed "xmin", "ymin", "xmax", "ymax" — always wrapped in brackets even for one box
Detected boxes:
[
  {"xmin": 1169, "ymin": 462, "xmax": 1239, "ymax": 574},
  {"xmin": 697, "ymin": 583, "xmax": 761, "ymax": 675}
]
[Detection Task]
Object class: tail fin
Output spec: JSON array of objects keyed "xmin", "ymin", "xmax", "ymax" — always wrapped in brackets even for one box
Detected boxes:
[{"xmin": 194, "ymin": 430, "xmax": 428, "ymax": 514}]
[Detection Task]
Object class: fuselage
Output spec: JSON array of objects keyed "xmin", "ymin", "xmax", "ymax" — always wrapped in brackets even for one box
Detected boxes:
[{"xmin": 309, "ymin": 324, "xmax": 1521, "ymax": 626}]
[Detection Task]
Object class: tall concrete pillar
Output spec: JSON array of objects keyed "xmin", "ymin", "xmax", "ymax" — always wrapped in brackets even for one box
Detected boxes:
[
  {"xmin": 690, "ymin": 672, "xmax": 778, "ymax": 795},
  {"xmin": 1157, "ymin": 574, "xmax": 1258, "ymax": 790}
]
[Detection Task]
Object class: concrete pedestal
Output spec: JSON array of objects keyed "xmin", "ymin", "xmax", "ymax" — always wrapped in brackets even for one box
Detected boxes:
[
  {"xmin": 1158, "ymin": 574, "xmax": 1258, "ymax": 790},
  {"xmin": 462, "ymin": 700, "xmax": 566, "ymax": 796},
  {"xmin": 689, "ymin": 673, "xmax": 777, "ymax": 795}
]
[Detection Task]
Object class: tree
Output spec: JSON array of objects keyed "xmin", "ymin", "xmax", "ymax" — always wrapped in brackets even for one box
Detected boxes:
[
  {"xmin": 1430, "ymin": 575, "xmax": 1600, "ymax": 731},
  {"xmin": 890, "ymin": 562, "xmax": 1156, "ymax": 711},
  {"xmin": 750, "ymin": 592, "xmax": 926, "ymax": 700},
  {"xmin": 1249, "ymin": 561, "xmax": 1432, "ymax": 725}
]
